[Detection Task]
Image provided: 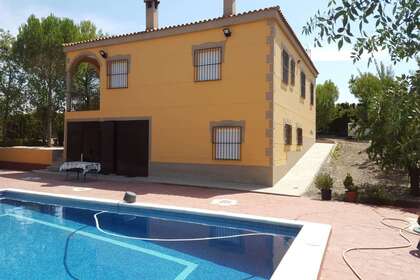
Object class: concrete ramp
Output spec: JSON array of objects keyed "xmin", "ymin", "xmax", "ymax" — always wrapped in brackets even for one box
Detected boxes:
[{"xmin": 272, "ymin": 143, "xmax": 335, "ymax": 196}]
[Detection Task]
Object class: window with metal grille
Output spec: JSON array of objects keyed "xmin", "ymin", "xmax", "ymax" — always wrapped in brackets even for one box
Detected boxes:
[
  {"xmin": 300, "ymin": 71, "xmax": 306, "ymax": 98},
  {"xmin": 194, "ymin": 48, "xmax": 222, "ymax": 81},
  {"xmin": 297, "ymin": 128, "xmax": 303, "ymax": 146},
  {"xmin": 310, "ymin": 82, "xmax": 314, "ymax": 105},
  {"xmin": 284, "ymin": 124, "xmax": 292, "ymax": 145},
  {"xmin": 107, "ymin": 59, "xmax": 128, "ymax": 89},
  {"xmin": 290, "ymin": 59, "xmax": 296, "ymax": 86},
  {"xmin": 213, "ymin": 127, "xmax": 242, "ymax": 160},
  {"xmin": 282, "ymin": 50, "xmax": 289, "ymax": 84}
]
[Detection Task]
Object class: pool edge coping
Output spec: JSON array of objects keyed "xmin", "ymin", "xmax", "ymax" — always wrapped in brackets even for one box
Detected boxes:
[{"xmin": 0, "ymin": 188, "xmax": 331, "ymax": 280}]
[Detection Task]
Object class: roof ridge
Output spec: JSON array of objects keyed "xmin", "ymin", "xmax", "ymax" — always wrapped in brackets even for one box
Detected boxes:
[{"xmin": 63, "ymin": 6, "xmax": 280, "ymax": 47}]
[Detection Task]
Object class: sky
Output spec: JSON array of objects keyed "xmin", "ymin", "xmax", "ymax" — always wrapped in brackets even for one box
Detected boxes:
[{"xmin": 0, "ymin": 0, "xmax": 417, "ymax": 103}]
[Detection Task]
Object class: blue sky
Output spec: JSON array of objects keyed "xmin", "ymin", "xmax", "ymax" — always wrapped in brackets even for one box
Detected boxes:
[{"xmin": 0, "ymin": 0, "xmax": 416, "ymax": 103}]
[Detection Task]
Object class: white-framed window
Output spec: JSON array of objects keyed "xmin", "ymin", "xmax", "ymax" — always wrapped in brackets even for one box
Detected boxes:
[
  {"xmin": 212, "ymin": 127, "xmax": 242, "ymax": 160},
  {"xmin": 194, "ymin": 47, "xmax": 222, "ymax": 81},
  {"xmin": 107, "ymin": 59, "xmax": 128, "ymax": 89}
]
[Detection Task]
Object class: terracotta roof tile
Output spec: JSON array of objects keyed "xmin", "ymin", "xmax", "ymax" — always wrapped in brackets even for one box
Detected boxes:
[
  {"xmin": 63, "ymin": 7, "xmax": 279, "ymax": 47},
  {"xmin": 63, "ymin": 6, "xmax": 318, "ymax": 74}
]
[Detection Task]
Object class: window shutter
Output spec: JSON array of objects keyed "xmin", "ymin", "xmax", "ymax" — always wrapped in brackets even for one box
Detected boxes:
[
  {"xmin": 310, "ymin": 83, "xmax": 314, "ymax": 105},
  {"xmin": 282, "ymin": 50, "xmax": 289, "ymax": 84},
  {"xmin": 290, "ymin": 59, "xmax": 296, "ymax": 86},
  {"xmin": 284, "ymin": 124, "xmax": 292, "ymax": 145},
  {"xmin": 300, "ymin": 72, "xmax": 306, "ymax": 98},
  {"xmin": 297, "ymin": 128, "xmax": 303, "ymax": 145}
]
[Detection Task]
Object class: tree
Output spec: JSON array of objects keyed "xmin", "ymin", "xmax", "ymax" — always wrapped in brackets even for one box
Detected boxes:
[
  {"xmin": 303, "ymin": 0, "xmax": 420, "ymax": 64},
  {"xmin": 304, "ymin": 0, "xmax": 420, "ymax": 195},
  {"xmin": 316, "ymin": 80, "xmax": 339, "ymax": 133},
  {"xmin": 329, "ymin": 103, "xmax": 357, "ymax": 136},
  {"xmin": 0, "ymin": 29, "xmax": 27, "ymax": 145},
  {"xmin": 349, "ymin": 73, "xmax": 384, "ymax": 130},
  {"xmin": 12, "ymin": 15, "xmax": 100, "ymax": 146},
  {"xmin": 72, "ymin": 63, "xmax": 100, "ymax": 111},
  {"xmin": 350, "ymin": 65, "xmax": 420, "ymax": 195}
]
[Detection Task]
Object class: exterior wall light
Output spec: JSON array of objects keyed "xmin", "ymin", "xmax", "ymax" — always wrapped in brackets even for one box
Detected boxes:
[
  {"xmin": 99, "ymin": 50, "xmax": 108, "ymax": 59},
  {"xmin": 223, "ymin": 28, "xmax": 232, "ymax": 37}
]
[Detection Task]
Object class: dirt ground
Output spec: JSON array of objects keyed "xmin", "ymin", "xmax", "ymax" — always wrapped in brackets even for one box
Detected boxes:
[{"xmin": 305, "ymin": 139, "xmax": 418, "ymax": 204}]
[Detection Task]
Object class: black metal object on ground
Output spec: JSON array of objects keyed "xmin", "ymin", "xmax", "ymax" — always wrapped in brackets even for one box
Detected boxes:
[{"xmin": 123, "ymin": 192, "xmax": 137, "ymax": 203}]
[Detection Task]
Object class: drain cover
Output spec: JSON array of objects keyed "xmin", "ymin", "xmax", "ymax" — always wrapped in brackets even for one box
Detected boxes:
[
  {"xmin": 73, "ymin": 187, "xmax": 92, "ymax": 192},
  {"xmin": 211, "ymin": 198, "xmax": 238, "ymax": 206}
]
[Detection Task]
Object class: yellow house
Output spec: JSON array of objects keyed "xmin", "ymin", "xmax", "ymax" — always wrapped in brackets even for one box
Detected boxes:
[{"xmin": 63, "ymin": 0, "xmax": 318, "ymax": 187}]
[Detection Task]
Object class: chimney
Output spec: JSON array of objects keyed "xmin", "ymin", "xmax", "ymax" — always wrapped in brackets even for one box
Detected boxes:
[
  {"xmin": 223, "ymin": 0, "xmax": 236, "ymax": 17},
  {"xmin": 144, "ymin": 0, "xmax": 160, "ymax": 30}
]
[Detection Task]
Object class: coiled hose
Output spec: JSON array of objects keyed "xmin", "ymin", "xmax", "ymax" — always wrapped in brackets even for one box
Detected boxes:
[{"xmin": 342, "ymin": 217, "xmax": 420, "ymax": 280}]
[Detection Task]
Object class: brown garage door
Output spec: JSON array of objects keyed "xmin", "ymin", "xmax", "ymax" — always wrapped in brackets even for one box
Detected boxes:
[
  {"xmin": 115, "ymin": 121, "xmax": 149, "ymax": 177},
  {"xmin": 66, "ymin": 122, "xmax": 101, "ymax": 163},
  {"xmin": 66, "ymin": 120, "xmax": 149, "ymax": 177}
]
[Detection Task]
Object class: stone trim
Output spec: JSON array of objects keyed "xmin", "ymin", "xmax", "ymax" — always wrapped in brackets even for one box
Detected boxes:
[
  {"xmin": 283, "ymin": 118, "xmax": 292, "ymax": 125},
  {"xmin": 265, "ymin": 19, "xmax": 276, "ymax": 166},
  {"xmin": 209, "ymin": 120, "xmax": 245, "ymax": 143},
  {"xmin": 66, "ymin": 51, "xmax": 102, "ymax": 72},
  {"xmin": 192, "ymin": 41, "xmax": 226, "ymax": 65}
]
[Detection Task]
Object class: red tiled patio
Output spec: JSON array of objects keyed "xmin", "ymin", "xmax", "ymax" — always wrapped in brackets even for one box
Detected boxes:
[{"xmin": 0, "ymin": 170, "xmax": 418, "ymax": 280}]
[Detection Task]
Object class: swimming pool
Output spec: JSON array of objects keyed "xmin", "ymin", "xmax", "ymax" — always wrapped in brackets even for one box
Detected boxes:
[{"xmin": 0, "ymin": 189, "xmax": 331, "ymax": 280}]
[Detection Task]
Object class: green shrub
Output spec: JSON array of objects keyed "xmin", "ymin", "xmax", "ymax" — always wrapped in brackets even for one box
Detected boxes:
[
  {"xmin": 358, "ymin": 184, "xmax": 396, "ymax": 205},
  {"xmin": 315, "ymin": 173, "xmax": 334, "ymax": 191},
  {"xmin": 343, "ymin": 173, "xmax": 358, "ymax": 192}
]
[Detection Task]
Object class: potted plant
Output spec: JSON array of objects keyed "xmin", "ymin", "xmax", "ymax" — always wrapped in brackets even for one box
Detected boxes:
[
  {"xmin": 343, "ymin": 173, "xmax": 358, "ymax": 202},
  {"xmin": 315, "ymin": 173, "xmax": 333, "ymax": 200}
]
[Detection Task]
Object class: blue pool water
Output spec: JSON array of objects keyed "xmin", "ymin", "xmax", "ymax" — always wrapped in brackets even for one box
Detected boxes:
[{"xmin": 0, "ymin": 191, "xmax": 300, "ymax": 280}]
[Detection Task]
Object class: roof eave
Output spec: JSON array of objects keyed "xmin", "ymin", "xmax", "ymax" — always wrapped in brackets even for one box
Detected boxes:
[{"xmin": 63, "ymin": 6, "xmax": 318, "ymax": 76}]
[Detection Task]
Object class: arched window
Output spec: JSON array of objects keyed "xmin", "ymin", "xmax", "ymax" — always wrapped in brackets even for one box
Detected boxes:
[{"xmin": 67, "ymin": 53, "xmax": 101, "ymax": 111}]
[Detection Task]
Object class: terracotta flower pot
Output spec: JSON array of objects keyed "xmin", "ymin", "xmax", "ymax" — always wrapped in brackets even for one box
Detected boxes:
[
  {"xmin": 345, "ymin": 191, "xmax": 358, "ymax": 203},
  {"xmin": 321, "ymin": 189, "xmax": 332, "ymax": 201}
]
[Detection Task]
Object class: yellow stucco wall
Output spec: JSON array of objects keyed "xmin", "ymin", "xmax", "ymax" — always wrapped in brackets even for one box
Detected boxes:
[
  {"xmin": 272, "ymin": 22, "xmax": 317, "ymax": 168},
  {"xmin": 65, "ymin": 20, "xmax": 271, "ymax": 167},
  {"xmin": 0, "ymin": 147, "xmax": 59, "ymax": 165}
]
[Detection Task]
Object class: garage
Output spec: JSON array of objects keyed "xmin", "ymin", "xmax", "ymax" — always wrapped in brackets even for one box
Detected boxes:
[{"xmin": 66, "ymin": 120, "xmax": 149, "ymax": 177}]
